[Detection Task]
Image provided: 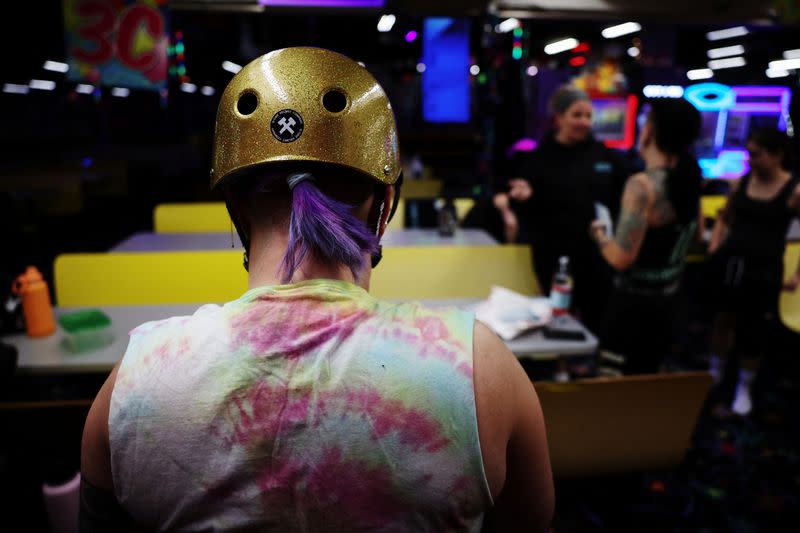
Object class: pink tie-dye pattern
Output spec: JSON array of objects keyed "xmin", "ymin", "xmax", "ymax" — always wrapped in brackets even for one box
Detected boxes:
[
  {"xmin": 223, "ymin": 380, "xmax": 311, "ymax": 448},
  {"xmin": 219, "ymin": 381, "xmax": 450, "ymax": 454},
  {"xmin": 251, "ymin": 447, "xmax": 413, "ymax": 530},
  {"xmin": 231, "ymin": 298, "xmax": 368, "ymax": 358},
  {"xmin": 112, "ymin": 282, "xmax": 488, "ymax": 530}
]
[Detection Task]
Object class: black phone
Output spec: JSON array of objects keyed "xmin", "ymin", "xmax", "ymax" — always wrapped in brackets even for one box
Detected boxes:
[{"xmin": 542, "ymin": 325, "xmax": 587, "ymax": 341}]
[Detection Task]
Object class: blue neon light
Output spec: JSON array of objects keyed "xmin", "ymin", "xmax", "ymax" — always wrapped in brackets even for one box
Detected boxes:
[
  {"xmin": 714, "ymin": 110, "xmax": 728, "ymax": 148},
  {"xmin": 422, "ymin": 17, "xmax": 471, "ymax": 123},
  {"xmin": 698, "ymin": 149, "xmax": 749, "ymax": 179},
  {"xmin": 684, "ymin": 83, "xmax": 735, "ymax": 112}
]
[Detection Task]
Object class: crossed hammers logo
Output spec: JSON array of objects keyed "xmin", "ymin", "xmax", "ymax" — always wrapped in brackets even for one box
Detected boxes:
[{"xmin": 278, "ymin": 116, "xmax": 296, "ymax": 135}]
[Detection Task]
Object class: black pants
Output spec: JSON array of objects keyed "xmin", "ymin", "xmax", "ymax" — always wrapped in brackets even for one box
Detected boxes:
[
  {"xmin": 601, "ymin": 284, "xmax": 677, "ymax": 374},
  {"xmin": 710, "ymin": 255, "xmax": 782, "ymax": 361}
]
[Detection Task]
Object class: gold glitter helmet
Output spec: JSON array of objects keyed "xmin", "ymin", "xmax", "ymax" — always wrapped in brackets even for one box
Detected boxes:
[
  {"xmin": 210, "ymin": 46, "xmax": 401, "ymax": 190},
  {"xmin": 210, "ymin": 47, "xmax": 403, "ymax": 271}
]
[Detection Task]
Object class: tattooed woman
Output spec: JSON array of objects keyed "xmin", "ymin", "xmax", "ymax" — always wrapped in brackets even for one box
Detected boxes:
[
  {"xmin": 80, "ymin": 48, "xmax": 553, "ymax": 532},
  {"xmin": 590, "ymin": 99, "xmax": 702, "ymax": 374}
]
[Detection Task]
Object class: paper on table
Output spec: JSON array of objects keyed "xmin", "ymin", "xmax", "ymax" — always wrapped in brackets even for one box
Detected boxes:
[
  {"xmin": 474, "ymin": 286, "xmax": 552, "ymax": 341},
  {"xmin": 594, "ymin": 202, "xmax": 613, "ymax": 237}
]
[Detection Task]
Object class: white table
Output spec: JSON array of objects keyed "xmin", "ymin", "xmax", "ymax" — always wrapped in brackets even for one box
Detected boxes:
[
  {"xmin": 4, "ymin": 300, "xmax": 596, "ymax": 374},
  {"xmin": 110, "ymin": 228, "xmax": 497, "ymax": 252}
]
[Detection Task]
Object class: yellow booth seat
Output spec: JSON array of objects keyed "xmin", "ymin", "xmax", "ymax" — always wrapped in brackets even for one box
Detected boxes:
[
  {"xmin": 536, "ymin": 371, "xmax": 712, "ymax": 478},
  {"xmin": 701, "ymin": 195, "xmax": 727, "ymax": 220},
  {"xmin": 154, "ymin": 203, "xmax": 231, "ymax": 233},
  {"xmin": 156, "ymin": 198, "xmax": 474, "ymax": 234},
  {"xmin": 54, "ymin": 245, "xmax": 538, "ymax": 306},
  {"xmin": 781, "ymin": 242, "xmax": 800, "ymax": 332}
]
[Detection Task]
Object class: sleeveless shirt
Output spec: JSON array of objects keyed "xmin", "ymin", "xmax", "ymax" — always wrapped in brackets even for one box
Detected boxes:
[
  {"xmin": 621, "ymin": 168, "xmax": 698, "ymax": 289},
  {"xmin": 109, "ymin": 279, "xmax": 492, "ymax": 531},
  {"xmin": 722, "ymin": 172, "xmax": 799, "ymax": 266}
]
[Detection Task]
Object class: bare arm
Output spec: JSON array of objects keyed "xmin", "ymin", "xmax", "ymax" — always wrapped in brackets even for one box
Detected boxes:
[
  {"xmin": 708, "ymin": 181, "xmax": 740, "ymax": 254},
  {"xmin": 473, "ymin": 322, "xmax": 554, "ymax": 532},
  {"xmin": 80, "ymin": 360, "xmax": 139, "ymax": 531},
  {"xmin": 707, "ymin": 208, "xmax": 729, "ymax": 254},
  {"xmin": 493, "ymin": 193, "xmax": 520, "ymax": 243},
  {"xmin": 591, "ymin": 174, "xmax": 653, "ymax": 272}
]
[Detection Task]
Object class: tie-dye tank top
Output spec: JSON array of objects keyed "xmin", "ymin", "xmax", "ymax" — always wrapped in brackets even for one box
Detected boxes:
[{"xmin": 109, "ymin": 279, "xmax": 492, "ymax": 531}]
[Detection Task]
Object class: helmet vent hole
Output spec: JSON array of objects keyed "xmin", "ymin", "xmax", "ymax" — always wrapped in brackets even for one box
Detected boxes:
[
  {"xmin": 237, "ymin": 92, "xmax": 258, "ymax": 116},
  {"xmin": 322, "ymin": 90, "xmax": 347, "ymax": 113}
]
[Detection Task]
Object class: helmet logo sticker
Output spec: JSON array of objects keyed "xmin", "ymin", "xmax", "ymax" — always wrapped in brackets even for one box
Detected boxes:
[{"xmin": 271, "ymin": 109, "xmax": 304, "ymax": 143}]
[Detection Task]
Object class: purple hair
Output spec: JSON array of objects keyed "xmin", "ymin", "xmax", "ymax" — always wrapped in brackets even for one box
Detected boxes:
[{"xmin": 279, "ymin": 179, "xmax": 380, "ymax": 283}]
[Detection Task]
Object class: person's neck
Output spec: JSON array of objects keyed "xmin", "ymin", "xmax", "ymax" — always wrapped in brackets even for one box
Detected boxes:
[
  {"xmin": 246, "ymin": 230, "xmax": 371, "ymax": 291},
  {"xmin": 642, "ymin": 146, "xmax": 673, "ymax": 171},
  {"xmin": 753, "ymin": 166, "xmax": 784, "ymax": 184},
  {"xmin": 554, "ymin": 130, "xmax": 579, "ymax": 146}
]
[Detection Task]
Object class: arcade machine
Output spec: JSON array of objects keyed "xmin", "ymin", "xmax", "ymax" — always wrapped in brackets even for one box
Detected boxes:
[{"xmin": 591, "ymin": 95, "xmax": 640, "ymax": 151}]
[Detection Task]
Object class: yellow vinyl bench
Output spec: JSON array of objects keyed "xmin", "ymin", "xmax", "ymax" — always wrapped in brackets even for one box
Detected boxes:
[
  {"xmin": 154, "ymin": 198, "xmax": 476, "ymax": 233},
  {"xmin": 536, "ymin": 371, "xmax": 712, "ymax": 478},
  {"xmin": 781, "ymin": 242, "xmax": 800, "ymax": 332},
  {"xmin": 54, "ymin": 245, "xmax": 538, "ymax": 306}
]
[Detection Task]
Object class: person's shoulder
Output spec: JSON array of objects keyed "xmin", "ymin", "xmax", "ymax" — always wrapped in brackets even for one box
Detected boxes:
[
  {"xmin": 130, "ymin": 304, "xmax": 222, "ymax": 338},
  {"xmin": 627, "ymin": 171, "xmax": 655, "ymax": 191}
]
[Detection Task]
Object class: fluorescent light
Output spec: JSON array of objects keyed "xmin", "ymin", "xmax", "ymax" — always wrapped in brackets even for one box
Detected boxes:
[
  {"xmin": 708, "ymin": 56, "xmax": 746, "ymax": 70},
  {"xmin": 180, "ymin": 82, "xmax": 197, "ymax": 93},
  {"xmin": 643, "ymin": 85, "xmax": 684, "ymax": 98},
  {"xmin": 111, "ymin": 87, "xmax": 130, "ymax": 98},
  {"xmin": 201, "ymin": 85, "xmax": 215, "ymax": 96},
  {"xmin": 377, "ymin": 14, "xmax": 395, "ymax": 32},
  {"xmin": 601, "ymin": 22, "xmax": 641, "ymax": 39},
  {"xmin": 707, "ymin": 45, "xmax": 744, "ymax": 59},
  {"xmin": 3, "ymin": 83, "xmax": 29, "ymax": 94},
  {"xmin": 544, "ymin": 38, "xmax": 578, "ymax": 55},
  {"xmin": 415, "ymin": 62, "xmax": 426, "ymax": 73},
  {"xmin": 706, "ymin": 26, "xmax": 748, "ymax": 41},
  {"xmin": 469, "ymin": 65, "xmax": 480, "ymax": 76},
  {"xmin": 43, "ymin": 60, "xmax": 69, "ymax": 73},
  {"xmin": 496, "ymin": 18, "xmax": 520, "ymax": 33},
  {"xmin": 222, "ymin": 60, "xmax": 242, "ymax": 74},
  {"xmin": 75, "ymin": 84, "xmax": 94, "ymax": 94},
  {"xmin": 687, "ymin": 68, "xmax": 713, "ymax": 80},
  {"xmin": 526, "ymin": 65, "xmax": 539, "ymax": 76},
  {"xmin": 783, "ymin": 49, "xmax": 800, "ymax": 59},
  {"xmin": 627, "ymin": 47, "xmax": 640, "ymax": 57},
  {"xmin": 770, "ymin": 58, "xmax": 800, "ymax": 70},
  {"xmin": 29, "ymin": 79, "xmax": 55, "ymax": 91},
  {"xmin": 766, "ymin": 68, "xmax": 790, "ymax": 79}
]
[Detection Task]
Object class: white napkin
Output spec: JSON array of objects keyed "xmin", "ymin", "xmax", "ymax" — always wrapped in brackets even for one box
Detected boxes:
[{"xmin": 474, "ymin": 286, "xmax": 552, "ymax": 341}]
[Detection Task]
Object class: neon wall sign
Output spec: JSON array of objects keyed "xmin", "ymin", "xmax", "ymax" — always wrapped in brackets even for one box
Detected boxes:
[{"xmin": 684, "ymin": 83, "xmax": 791, "ymax": 178}]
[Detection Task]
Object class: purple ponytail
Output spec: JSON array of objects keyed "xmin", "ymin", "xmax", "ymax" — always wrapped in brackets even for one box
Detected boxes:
[{"xmin": 279, "ymin": 178, "xmax": 380, "ymax": 283}]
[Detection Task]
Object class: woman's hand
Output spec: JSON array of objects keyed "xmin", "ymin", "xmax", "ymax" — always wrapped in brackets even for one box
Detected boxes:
[
  {"xmin": 508, "ymin": 179, "xmax": 533, "ymax": 202},
  {"xmin": 589, "ymin": 220, "xmax": 611, "ymax": 247},
  {"xmin": 784, "ymin": 273, "xmax": 800, "ymax": 292},
  {"xmin": 493, "ymin": 192, "xmax": 511, "ymax": 211}
]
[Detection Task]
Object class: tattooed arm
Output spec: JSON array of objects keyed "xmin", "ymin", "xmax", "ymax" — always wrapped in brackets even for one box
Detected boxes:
[{"xmin": 590, "ymin": 173, "xmax": 653, "ymax": 272}]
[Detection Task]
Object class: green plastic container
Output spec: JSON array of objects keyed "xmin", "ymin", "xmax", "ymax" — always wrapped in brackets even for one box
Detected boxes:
[{"xmin": 58, "ymin": 309, "xmax": 113, "ymax": 353}]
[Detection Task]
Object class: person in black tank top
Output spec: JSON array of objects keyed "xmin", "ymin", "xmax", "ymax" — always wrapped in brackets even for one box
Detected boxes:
[
  {"xmin": 590, "ymin": 99, "xmax": 702, "ymax": 374},
  {"xmin": 707, "ymin": 128, "xmax": 800, "ymax": 415}
]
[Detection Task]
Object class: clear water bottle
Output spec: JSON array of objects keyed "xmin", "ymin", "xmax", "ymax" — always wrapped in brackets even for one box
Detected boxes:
[
  {"xmin": 435, "ymin": 198, "xmax": 457, "ymax": 237},
  {"xmin": 549, "ymin": 256, "xmax": 573, "ymax": 316}
]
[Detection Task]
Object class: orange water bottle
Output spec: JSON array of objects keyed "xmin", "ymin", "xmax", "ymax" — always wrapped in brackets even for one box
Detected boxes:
[{"xmin": 12, "ymin": 266, "xmax": 56, "ymax": 337}]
